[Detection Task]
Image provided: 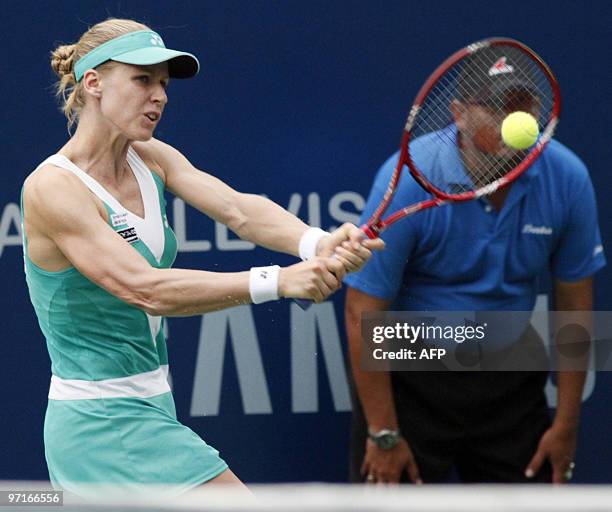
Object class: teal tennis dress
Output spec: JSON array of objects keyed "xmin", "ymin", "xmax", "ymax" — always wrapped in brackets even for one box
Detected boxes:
[{"xmin": 23, "ymin": 147, "xmax": 227, "ymax": 495}]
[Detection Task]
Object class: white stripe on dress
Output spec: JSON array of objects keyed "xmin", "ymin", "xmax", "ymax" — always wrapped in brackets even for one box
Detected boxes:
[{"xmin": 49, "ymin": 365, "xmax": 171, "ymax": 400}]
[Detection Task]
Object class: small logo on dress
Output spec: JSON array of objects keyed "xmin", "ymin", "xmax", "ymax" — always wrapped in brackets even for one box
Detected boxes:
[
  {"xmin": 110, "ymin": 212, "xmax": 129, "ymax": 227},
  {"xmin": 522, "ymin": 224, "xmax": 553, "ymax": 235},
  {"xmin": 488, "ymin": 57, "xmax": 514, "ymax": 76},
  {"xmin": 117, "ymin": 227, "xmax": 140, "ymax": 244}
]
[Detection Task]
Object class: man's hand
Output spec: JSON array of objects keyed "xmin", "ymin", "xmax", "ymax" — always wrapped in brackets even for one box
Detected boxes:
[
  {"xmin": 361, "ymin": 438, "xmax": 422, "ymax": 485},
  {"xmin": 525, "ymin": 423, "xmax": 577, "ymax": 483},
  {"xmin": 317, "ymin": 223, "xmax": 385, "ymax": 272}
]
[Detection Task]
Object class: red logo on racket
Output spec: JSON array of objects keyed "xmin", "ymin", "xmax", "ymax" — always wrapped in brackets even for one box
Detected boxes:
[{"xmin": 488, "ymin": 57, "xmax": 514, "ymax": 76}]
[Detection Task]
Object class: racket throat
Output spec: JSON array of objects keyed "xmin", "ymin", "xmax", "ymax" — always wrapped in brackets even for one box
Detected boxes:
[{"xmin": 361, "ymin": 224, "xmax": 382, "ymax": 239}]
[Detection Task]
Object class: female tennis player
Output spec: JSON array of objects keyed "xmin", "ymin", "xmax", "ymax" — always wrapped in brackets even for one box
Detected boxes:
[{"xmin": 21, "ymin": 18, "xmax": 383, "ymax": 496}]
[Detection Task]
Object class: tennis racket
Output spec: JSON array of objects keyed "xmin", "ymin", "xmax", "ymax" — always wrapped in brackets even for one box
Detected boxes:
[{"xmin": 296, "ymin": 37, "xmax": 560, "ymax": 309}]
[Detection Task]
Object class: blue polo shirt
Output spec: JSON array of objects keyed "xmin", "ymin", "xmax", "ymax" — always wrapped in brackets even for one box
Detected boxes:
[{"xmin": 345, "ymin": 127, "xmax": 606, "ymax": 311}]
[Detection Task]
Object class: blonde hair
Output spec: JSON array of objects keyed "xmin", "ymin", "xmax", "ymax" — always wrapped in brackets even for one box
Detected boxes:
[{"xmin": 50, "ymin": 18, "xmax": 150, "ymax": 130}]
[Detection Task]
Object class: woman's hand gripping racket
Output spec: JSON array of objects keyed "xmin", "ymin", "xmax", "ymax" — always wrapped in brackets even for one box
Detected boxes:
[{"xmin": 296, "ymin": 37, "xmax": 560, "ymax": 309}]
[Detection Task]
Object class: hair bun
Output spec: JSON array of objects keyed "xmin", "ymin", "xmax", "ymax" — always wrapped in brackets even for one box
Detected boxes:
[{"xmin": 51, "ymin": 44, "xmax": 77, "ymax": 78}]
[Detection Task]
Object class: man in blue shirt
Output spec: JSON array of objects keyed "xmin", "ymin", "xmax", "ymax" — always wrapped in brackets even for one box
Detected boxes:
[{"xmin": 344, "ymin": 46, "xmax": 605, "ymax": 484}]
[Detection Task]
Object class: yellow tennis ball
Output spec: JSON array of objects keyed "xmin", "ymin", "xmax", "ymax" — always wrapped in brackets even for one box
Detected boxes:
[{"xmin": 501, "ymin": 111, "xmax": 539, "ymax": 150}]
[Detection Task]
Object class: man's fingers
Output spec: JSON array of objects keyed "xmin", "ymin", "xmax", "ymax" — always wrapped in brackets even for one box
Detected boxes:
[
  {"xmin": 525, "ymin": 448, "xmax": 546, "ymax": 479},
  {"xmin": 551, "ymin": 458, "xmax": 574, "ymax": 484},
  {"xmin": 380, "ymin": 470, "xmax": 401, "ymax": 484},
  {"xmin": 365, "ymin": 469, "xmax": 398, "ymax": 485},
  {"xmin": 552, "ymin": 464, "xmax": 565, "ymax": 484},
  {"xmin": 405, "ymin": 459, "xmax": 423, "ymax": 485},
  {"xmin": 360, "ymin": 459, "xmax": 370, "ymax": 477}
]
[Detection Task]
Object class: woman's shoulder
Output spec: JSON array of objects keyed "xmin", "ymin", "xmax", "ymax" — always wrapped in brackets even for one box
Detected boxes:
[
  {"xmin": 24, "ymin": 160, "xmax": 84, "ymax": 197},
  {"xmin": 131, "ymin": 139, "xmax": 174, "ymax": 183},
  {"xmin": 22, "ymin": 161, "xmax": 98, "ymax": 229}
]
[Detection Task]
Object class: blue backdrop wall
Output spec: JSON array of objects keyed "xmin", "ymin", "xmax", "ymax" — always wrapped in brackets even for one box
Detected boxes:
[{"xmin": 1, "ymin": 0, "xmax": 610, "ymax": 483}]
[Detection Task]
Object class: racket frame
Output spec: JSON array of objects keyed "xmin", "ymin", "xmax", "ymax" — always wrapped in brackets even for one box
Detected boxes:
[{"xmin": 361, "ymin": 37, "xmax": 561, "ymax": 240}]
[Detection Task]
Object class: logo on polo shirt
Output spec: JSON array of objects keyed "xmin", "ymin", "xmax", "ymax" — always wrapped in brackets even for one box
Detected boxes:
[{"xmin": 522, "ymin": 224, "xmax": 553, "ymax": 235}]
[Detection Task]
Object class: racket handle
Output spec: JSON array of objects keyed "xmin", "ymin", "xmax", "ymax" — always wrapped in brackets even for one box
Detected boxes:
[
  {"xmin": 294, "ymin": 298, "xmax": 313, "ymax": 310},
  {"xmin": 360, "ymin": 223, "xmax": 380, "ymax": 239}
]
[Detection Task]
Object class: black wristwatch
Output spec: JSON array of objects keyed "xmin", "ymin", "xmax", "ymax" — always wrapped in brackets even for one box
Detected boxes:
[{"xmin": 368, "ymin": 429, "xmax": 401, "ymax": 450}]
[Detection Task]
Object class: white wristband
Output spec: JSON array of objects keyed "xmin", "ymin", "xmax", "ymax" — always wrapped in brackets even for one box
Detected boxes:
[
  {"xmin": 299, "ymin": 227, "xmax": 331, "ymax": 261},
  {"xmin": 249, "ymin": 265, "xmax": 281, "ymax": 304}
]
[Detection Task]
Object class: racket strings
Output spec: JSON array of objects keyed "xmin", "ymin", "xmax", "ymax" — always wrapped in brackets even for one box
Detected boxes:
[{"xmin": 410, "ymin": 43, "xmax": 554, "ymax": 195}]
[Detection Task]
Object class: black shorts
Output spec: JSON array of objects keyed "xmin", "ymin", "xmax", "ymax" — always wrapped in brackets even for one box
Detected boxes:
[{"xmin": 349, "ymin": 369, "xmax": 553, "ymax": 483}]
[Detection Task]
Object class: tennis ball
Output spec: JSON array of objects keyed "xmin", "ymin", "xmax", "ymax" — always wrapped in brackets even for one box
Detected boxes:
[{"xmin": 501, "ymin": 111, "xmax": 539, "ymax": 150}]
